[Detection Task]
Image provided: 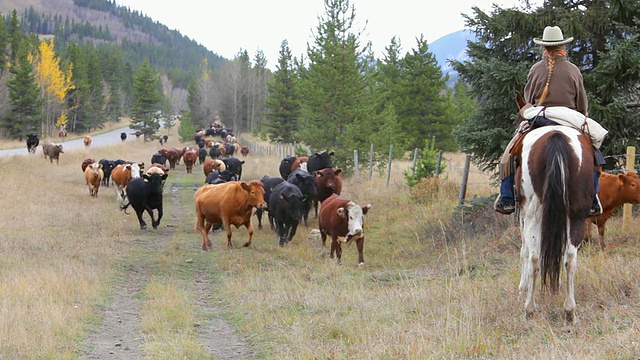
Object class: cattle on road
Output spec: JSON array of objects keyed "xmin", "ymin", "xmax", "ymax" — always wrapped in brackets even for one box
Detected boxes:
[{"xmin": 26, "ymin": 134, "xmax": 39, "ymax": 153}]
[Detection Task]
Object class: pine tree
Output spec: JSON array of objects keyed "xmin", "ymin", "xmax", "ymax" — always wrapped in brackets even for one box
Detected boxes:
[
  {"xmin": 3, "ymin": 39, "xmax": 43, "ymax": 138},
  {"xmin": 187, "ymin": 76, "xmax": 205, "ymax": 130},
  {"xmin": 8, "ymin": 10, "xmax": 20, "ymax": 64},
  {"xmin": 0, "ymin": 16, "xmax": 8, "ymax": 76},
  {"xmin": 265, "ymin": 40, "xmax": 301, "ymax": 143},
  {"xmin": 130, "ymin": 59, "xmax": 161, "ymax": 142}
]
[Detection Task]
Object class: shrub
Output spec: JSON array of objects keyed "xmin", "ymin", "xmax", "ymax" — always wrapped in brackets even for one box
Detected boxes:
[{"xmin": 404, "ymin": 137, "xmax": 447, "ymax": 187}]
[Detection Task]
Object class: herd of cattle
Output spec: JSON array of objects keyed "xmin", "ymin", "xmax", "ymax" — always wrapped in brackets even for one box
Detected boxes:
[{"xmin": 23, "ymin": 130, "xmax": 374, "ymax": 265}]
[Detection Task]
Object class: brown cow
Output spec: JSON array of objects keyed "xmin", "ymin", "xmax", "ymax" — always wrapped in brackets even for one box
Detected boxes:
[
  {"xmin": 319, "ymin": 194, "xmax": 372, "ymax": 265},
  {"xmin": 42, "ymin": 141, "xmax": 64, "ymax": 164},
  {"xmin": 314, "ymin": 167, "xmax": 343, "ymax": 217},
  {"xmin": 81, "ymin": 157, "xmax": 96, "ymax": 172},
  {"xmin": 165, "ymin": 148, "xmax": 183, "ymax": 169},
  {"xmin": 240, "ymin": 146, "xmax": 249, "ymax": 158},
  {"xmin": 111, "ymin": 163, "xmax": 142, "ymax": 207},
  {"xmin": 84, "ymin": 162, "xmax": 104, "ymax": 197},
  {"xmin": 182, "ymin": 148, "xmax": 198, "ymax": 174},
  {"xmin": 83, "ymin": 135, "xmax": 92, "ymax": 148},
  {"xmin": 291, "ymin": 156, "xmax": 309, "ymax": 173},
  {"xmin": 194, "ymin": 180, "xmax": 267, "ymax": 250},
  {"xmin": 202, "ymin": 159, "xmax": 226, "ymax": 177},
  {"xmin": 585, "ymin": 171, "xmax": 640, "ymax": 249}
]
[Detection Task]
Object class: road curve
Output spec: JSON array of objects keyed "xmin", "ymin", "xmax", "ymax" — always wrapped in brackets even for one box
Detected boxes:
[{"xmin": 0, "ymin": 126, "xmax": 137, "ymax": 158}]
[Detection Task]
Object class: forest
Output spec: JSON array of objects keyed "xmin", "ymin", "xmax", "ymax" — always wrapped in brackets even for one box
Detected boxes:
[{"xmin": 0, "ymin": 0, "xmax": 639, "ymax": 171}]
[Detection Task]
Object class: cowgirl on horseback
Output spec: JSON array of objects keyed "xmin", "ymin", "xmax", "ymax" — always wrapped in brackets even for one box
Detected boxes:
[{"xmin": 494, "ymin": 26, "xmax": 607, "ymax": 216}]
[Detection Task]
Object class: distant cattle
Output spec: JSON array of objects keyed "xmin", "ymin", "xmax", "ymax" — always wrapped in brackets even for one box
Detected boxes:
[
  {"xmin": 42, "ymin": 141, "xmax": 64, "ymax": 164},
  {"xmin": 287, "ymin": 169, "xmax": 318, "ymax": 226},
  {"xmin": 83, "ymin": 135, "xmax": 92, "ymax": 148},
  {"xmin": 314, "ymin": 167, "xmax": 343, "ymax": 216},
  {"xmin": 120, "ymin": 132, "xmax": 127, "ymax": 141},
  {"xmin": 163, "ymin": 148, "xmax": 182, "ymax": 169},
  {"xmin": 112, "ymin": 163, "xmax": 142, "ymax": 207},
  {"xmin": 26, "ymin": 134, "xmax": 39, "ymax": 153},
  {"xmin": 586, "ymin": 171, "xmax": 640, "ymax": 249},
  {"xmin": 240, "ymin": 146, "xmax": 249, "ymax": 158},
  {"xmin": 131, "ymin": 130, "xmax": 143, "ymax": 139},
  {"xmin": 223, "ymin": 142, "xmax": 235, "ymax": 157},
  {"xmin": 83, "ymin": 162, "xmax": 104, "ymax": 197},
  {"xmin": 205, "ymin": 169, "xmax": 234, "ymax": 185},
  {"xmin": 81, "ymin": 157, "xmax": 96, "ymax": 173},
  {"xmin": 269, "ymin": 181, "xmax": 305, "ymax": 246},
  {"xmin": 319, "ymin": 194, "xmax": 372, "ymax": 265},
  {"xmin": 307, "ymin": 151, "xmax": 334, "ymax": 174},
  {"xmin": 151, "ymin": 152, "xmax": 166, "ymax": 167},
  {"xmin": 209, "ymin": 146, "xmax": 223, "ymax": 159},
  {"xmin": 203, "ymin": 159, "xmax": 226, "ymax": 177},
  {"xmin": 279, "ymin": 156, "xmax": 298, "ymax": 179},
  {"xmin": 198, "ymin": 148, "xmax": 208, "ymax": 164},
  {"xmin": 182, "ymin": 148, "xmax": 198, "ymax": 174},
  {"xmin": 221, "ymin": 157, "xmax": 244, "ymax": 181},
  {"xmin": 58, "ymin": 129, "xmax": 67, "ymax": 138},
  {"xmin": 98, "ymin": 159, "xmax": 117, "ymax": 186},
  {"xmin": 256, "ymin": 175, "xmax": 286, "ymax": 229},
  {"xmin": 159, "ymin": 135, "xmax": 169, "ymax": 146},
  {"xmin": 122, "ymin": 170, "xmax": 168, "ymax": 229},
  {"xmin": 194, "ymin": 180, "xmax": 267, "ymax": 250}
]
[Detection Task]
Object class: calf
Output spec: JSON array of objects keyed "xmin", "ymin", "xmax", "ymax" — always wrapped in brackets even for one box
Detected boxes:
[
  {"xmin": 269, "ymin": 181, "xmax": 305, "ymax": 246},
  {"xmin": 585, "ymin": 171, "xmax": 640, "ymax": 249},
  {"xmin": 26, "ymin": 134, "xmax": 39, "ymax": 153},
  {"xmin": 287, "ymin": 169, "xmax": 318, "ymax": 226},
  {"xmin": 83, "ymin": 135, "xmax": 92, "ymax": 148},
  {"xmin": 83, "ymin": 162, "xmax": 104, "ymax": 197},
  {"xmin": 42, "ymin": 141, "xmax": 64, "ymax": 164},
  {"xmin": 319, "ymin": 194, "xmax": 372, "ymax": 265},
  {"xmin": 112, "ymin": 163, "xmax": 142, "ymax": 207},
  {"xmin": 122, "ymin": 170, "xmax": 168, "ymax": 229},
  {"xmin": 194, "ymin": 180, "xmax": 267, "ymax": 250},
  {"xmin": 256, "ymin": 175, "xmax": 286, "ymax": 229}
]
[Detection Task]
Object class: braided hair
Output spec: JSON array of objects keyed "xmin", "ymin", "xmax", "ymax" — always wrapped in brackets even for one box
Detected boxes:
[{"xmin": 537, "ymin": 45, "xmax": 568, "ymax": 105}]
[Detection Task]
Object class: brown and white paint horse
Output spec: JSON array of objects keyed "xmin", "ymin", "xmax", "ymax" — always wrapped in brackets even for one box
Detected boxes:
[{"xmin": 514, "ymin": 93, "xmax": 594, "ymax": 323}]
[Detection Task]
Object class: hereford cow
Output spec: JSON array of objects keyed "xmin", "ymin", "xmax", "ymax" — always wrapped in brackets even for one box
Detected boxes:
[
  {"xmin": 83, "ymin": 135, "xmax": 92, "ymax": 148},
  {"xmin": 307, "ymin": 151, "xmax": 334, "ymax": 173},
  {"xmin": 26, "ymin": 134, "xmax": 39, "ymax": 153},
  {"xmin": 269, "ymin": 181, "xmax": 305, "ymax": 246},
  {"xmin": 287, "ymin": 169, "xmax": 318, "ymax": 226},
  {"xmin": 194, "ymin": 180, "xmax": 267, "ymax": 250},
  {"xmin": 240, "ymin": 146, "xmax": 249, "ymax": 158},
  {"xmin": 314, "ymin": 167, "xmax": 343, "ymax": 216},
  {"xmin": 81, "ymin": 157, "xmax": 96, "ymax": 172},
  {"xmin": 42, "ymin": 141, "xmax": 64, "ymax": 164},
  {"xmin": 585, "ymin": 171, "xmax": 640, "ymax": 249},
  {"xmin": 256, "ymin": 175, "xmax": 286, "ymax": 229},
  {"xmin": 122, "ymin": 170, "xmax": 168, "ymax": 229},
  {"xmin": 182, "ymin": 148, "xmax": 198, "ymax": 174},
  {"xmin": 83, "ymin": 162, "xmax": 104, "ymax": 197},
  {"xmin": 221, "ymin": 157, "xmax": 244, "ymax": 180},
  {"xmin": 319, "ymin": 194, "xmax": 372, "ymax": 265},
  {"xmin": 112, "ymin": 163, "xmax": 142, "ymax": 206},
  {"xmin": 120, "ymin": 132, "xmax": 127, "ymax": 141}
]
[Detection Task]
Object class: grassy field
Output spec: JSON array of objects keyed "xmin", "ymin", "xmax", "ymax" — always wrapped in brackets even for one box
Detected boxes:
[{"xmin": 0, "ymin": 134, "xmax": 639, "ymax": 359}]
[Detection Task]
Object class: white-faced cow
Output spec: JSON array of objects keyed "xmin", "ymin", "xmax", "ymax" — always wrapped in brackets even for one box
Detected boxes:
[{"xmin": 319, "ymin": 194, "xmax": 372, "ymax": 265}]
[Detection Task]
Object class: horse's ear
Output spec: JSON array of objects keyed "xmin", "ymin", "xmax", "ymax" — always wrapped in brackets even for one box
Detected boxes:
[{"xmin": 515, "ymin": 91, "xmax": 526, "ymax": 109}]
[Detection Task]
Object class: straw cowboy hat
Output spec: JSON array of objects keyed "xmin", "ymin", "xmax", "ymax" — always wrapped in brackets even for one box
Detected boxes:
[{"xmin": 533, "ymin": 26, "xmax": 573, "ymax": 46}]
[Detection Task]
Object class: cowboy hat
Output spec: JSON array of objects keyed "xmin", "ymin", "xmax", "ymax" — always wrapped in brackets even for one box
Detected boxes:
[{"xmin": 533, "ymin": 26, "xmax": 573, "ymax": 46}]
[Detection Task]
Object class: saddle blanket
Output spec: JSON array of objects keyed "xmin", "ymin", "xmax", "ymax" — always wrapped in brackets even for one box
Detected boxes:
[{"xmin": 521, "ymin": 105, "xmax": 608, "ymax": 148}]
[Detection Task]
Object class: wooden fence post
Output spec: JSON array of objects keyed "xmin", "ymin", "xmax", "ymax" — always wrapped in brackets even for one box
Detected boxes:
[
  {"xmin": 435, "ymin": 150, "xmax": 443, "ymax": 176},
  {"xmin": 623, "ymin": 146, "xmax": 636, "ymax": 231},
  {"xmin": 386, "ymin": 144, "xmax": 393, "ymax": 186},
  {"xmin": 354, "ymin": 150, "xmax": 359, "ymax": 179},
  {"xmin": 412, "ymin": 148, "xmax": 419, "ymax": 174},
  {"xmin": 458, "ymin": 154, "xmax": 471, "ymax": 206}
]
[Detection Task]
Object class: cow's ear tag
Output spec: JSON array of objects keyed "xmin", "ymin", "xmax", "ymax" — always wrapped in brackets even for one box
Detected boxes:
[{"xmin": 280, "ymin": 194, "xmax": 285, "ymax": 200}]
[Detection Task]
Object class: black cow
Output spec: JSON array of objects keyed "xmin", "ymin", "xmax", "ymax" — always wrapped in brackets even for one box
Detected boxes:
[
  {"xmin": 209, "ymin": 146, "xmax": 222, "ymax": 159},
  {"xmin": 269, "ymin": 181, "xmax": 305, "ymax": 246},
  {"xmin": 122, "ymin": 172, "xmax": 168, "ymax": 229},
  {"xmin": 279, "ymin": 156, "xmax": 298, "ymax": 179},
  {"xmin": 256, "ymin": 175, "xmax": 285, "ymax": 229},
  {"xmin": 221, "ymin": 157, "xmax": 244, "ymax": 181},
  {"xmin": 120, "ymin": 132, "xmax": 127, "ymax": 141},
  {"xmin": 198, "ymin": 148, "xmax": 208, "ymax": 164},
  {"xmin": 162, "ymin": 135, "xmax": 168, "ymax": 143},
  {"xmin": 98, "ymin": 159, "xmax": 117, "ymax": 186},
  {"xmin": 205, "ymin": 169, "xmax": 234, "ymax": 185},
  {"xmin": 151, "ymin": 153, "xmax": 167, "ymax": 167},
  {"xmin": 287, "ymin": 169, "xmax": 318, "ymax": 226},
  {"xmin": 223, "ymin": 142, "xmax": 235, "ymax": 157},
  {"xmin": 26, "ymin": 134, "xmax": 39, "ymax": 153},
  {"xmin": 307, "ymin": 151, "xmax": 334, "ymax": 173}
]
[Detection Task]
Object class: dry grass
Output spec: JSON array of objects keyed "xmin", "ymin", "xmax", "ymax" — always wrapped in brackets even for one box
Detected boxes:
[{"xmin": 1, "ymin": 133, "xmax": 640, "ymax": 359}]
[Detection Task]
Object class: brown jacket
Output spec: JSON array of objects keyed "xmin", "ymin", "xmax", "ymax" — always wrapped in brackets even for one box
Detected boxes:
[{"xmin": 524, "ymin": 55, "xmax": 588, "ymax": 116}]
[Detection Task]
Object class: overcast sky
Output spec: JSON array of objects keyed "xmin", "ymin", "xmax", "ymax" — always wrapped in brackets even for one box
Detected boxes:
[{"xmin": 114, "ymin": 0, "xmax": 539, "ymax": 70}]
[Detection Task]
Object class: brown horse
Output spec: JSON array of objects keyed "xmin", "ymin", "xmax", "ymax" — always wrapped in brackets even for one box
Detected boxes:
[{"xmin": 514, "ymin": 92, "xmax": 594, "ymax": 323}]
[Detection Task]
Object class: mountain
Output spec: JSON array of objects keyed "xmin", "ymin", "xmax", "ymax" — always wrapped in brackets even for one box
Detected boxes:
[{"xmin": 429, "ymin": 30, "xmax": 476, "ymax": 85}]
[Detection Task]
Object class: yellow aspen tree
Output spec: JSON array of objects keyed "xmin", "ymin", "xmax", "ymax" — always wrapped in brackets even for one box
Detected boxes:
[{"xmin": 31, "ymin": 40, "xmax": 73, "ymax": 136}]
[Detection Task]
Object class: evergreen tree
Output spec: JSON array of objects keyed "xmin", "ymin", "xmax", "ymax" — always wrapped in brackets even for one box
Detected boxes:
[
  {"xmin": 8, "ymin": 10, "xmax": 20, "ymax": 64},
  {"xmin": 265, "ymin": 40, "xmax": 301, "ymax": 143},
  {"xmin": 186, "ymin": 76, "xmax": 205, "ymax": 130},
  {"xmin": 3, "ymin": 39, "xmax": 43, "ymax": 138},
  {"xmin": 0, "ymin": 15, "xmax": 8, "ymax": 76},
  {"xmin": 84, "ymin": 49, "xmax": 105, "ymax": 131},
  {"xmin": 177, "ymin": 109, "xmax": 195, "ymax": 142},
  {"xmin": 451, "ymin": 1, "xmax": 640, "ymax": 172},
  {"xmin": 130, "ymin": 59, "xmax": 162, "ymax": 141},
  {"xmin": 395, "ymin": 35, "xmax": 456, "ymax": 152}
]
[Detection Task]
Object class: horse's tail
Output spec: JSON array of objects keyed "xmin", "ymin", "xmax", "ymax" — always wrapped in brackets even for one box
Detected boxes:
[{"xmin": 540, "ymin": 132, "xmax": 570, "ymax": 293}]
